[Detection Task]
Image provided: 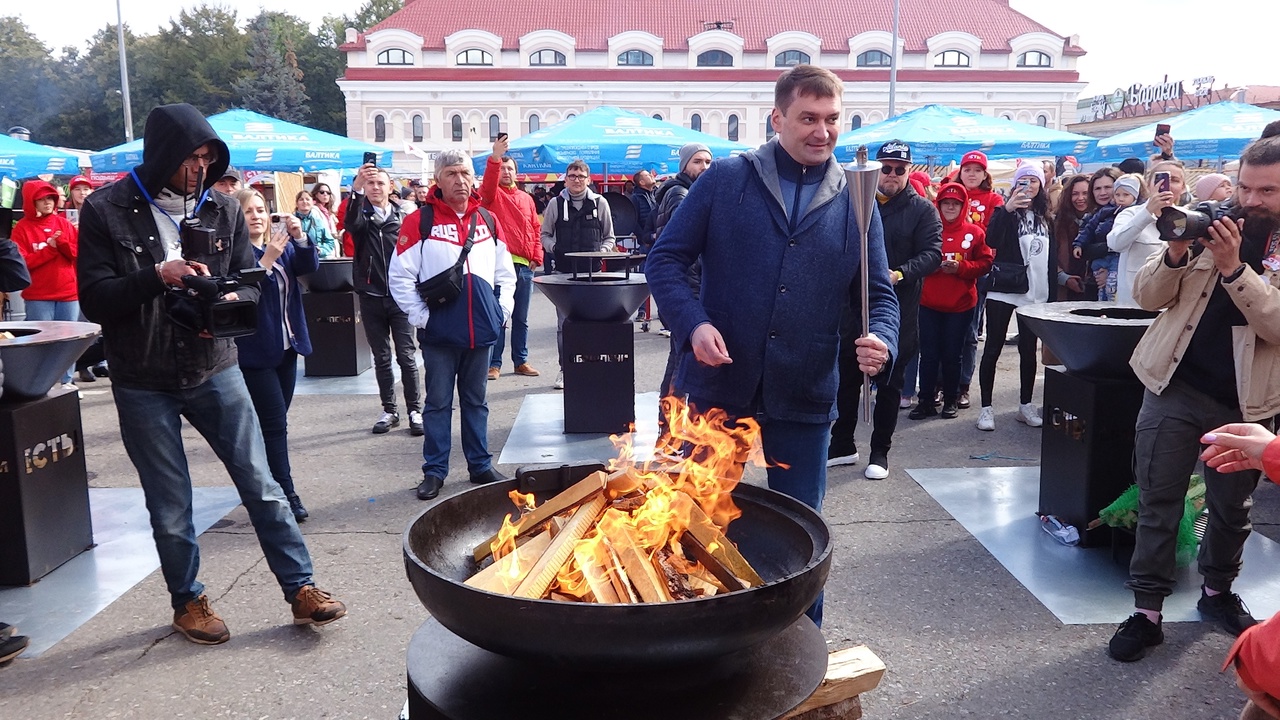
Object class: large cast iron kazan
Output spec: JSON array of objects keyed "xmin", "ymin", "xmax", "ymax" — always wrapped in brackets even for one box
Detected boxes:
[
  {"xmin": 535, "ymin": 253, "xmax": 649, "ymax": 323},
  {"xmin": 0, "ymin": 321, "xmax": 101, "ymax": 399},
  {"xmin": 1017, "ymin": 301, "xmax": 1160, "ymax": 380},
  {"xmin": 404, "ymin": 480, "xmax": 831, "ymax": 668}
]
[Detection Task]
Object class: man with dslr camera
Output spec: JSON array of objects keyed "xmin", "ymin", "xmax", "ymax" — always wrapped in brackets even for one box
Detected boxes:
[
  {"xmin": 1108, "ymin": 134, "xmax": 1280, "ymax": 662},
  {"xmin": 78, "ymin": 103, "xmax": 346, "ymax": 646}
]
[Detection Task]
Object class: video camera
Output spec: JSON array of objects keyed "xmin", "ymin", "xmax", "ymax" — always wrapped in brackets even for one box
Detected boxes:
[
  {"xmin": 163, "ymin": 164, "xmax": 264, "ymax": 338},
  {"xmin": 1155, "ymin": 198, "xmax": 1242, "ymax": 242}
]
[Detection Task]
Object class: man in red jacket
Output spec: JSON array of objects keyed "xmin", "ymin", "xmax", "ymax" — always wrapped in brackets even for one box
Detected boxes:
[
  {"xmin": 480, "ymin": 135, "xmax": 543, "ymax": 379},
  {"xmin": 13, "ymin": 179, "xmax": 80, "ymax": 388}
]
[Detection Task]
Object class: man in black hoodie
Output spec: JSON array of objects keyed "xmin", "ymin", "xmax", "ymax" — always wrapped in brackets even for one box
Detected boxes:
[
  {"xmin": 828, "ymin": 140, "xmax": 941, "ymax": 479},
  {"xmin": 78, "ymin": 104, "xmax": 346, "ymax": 646}
]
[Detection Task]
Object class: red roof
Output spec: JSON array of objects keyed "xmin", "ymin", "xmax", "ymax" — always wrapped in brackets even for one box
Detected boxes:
[{"xmin": 351, "ymin": 0, "xmax": 1084, "ymax": 55}]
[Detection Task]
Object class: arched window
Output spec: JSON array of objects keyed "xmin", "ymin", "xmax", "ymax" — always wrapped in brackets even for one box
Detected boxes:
[
  {"xmin": 856, "ymin": 50, "xmax": 893, "ymax": 67},
  {"xmin": 488, "ymin": 114, "xmax": 501, "ymax": 141},
  {"xmin": 373, "ymin": 114, "xmax": 386, "ymax": 142},
  {"xmin": 377, "ymin": 48, "xmax": 412, "ymax": 66},
  {"xmin": 690, "ymin": 113, "xmax": 702, "ymax": 132},
  {"xmin": 696, "ymin": 50, "xmax": 734, "ymax": 67},
  {"xmin": 456, "ymin": 49, "xmax": 493, "ymax": 66},
  {"xmin": 1001, "ymin": 113, "xmax": 1013, "ymax": 121},
  {"xmin": 774, "ymin": 50, "xmax": 810, "ymax": 67},
  {"xmin": 529, "ymin": 49, "xmax": 565, "ymax": 66},
  {"xmin": 851, "ymin": 115, "xmax": 863, "ymax": 130},
  {"xmin": 529, "ymin": 114, "xmax": 540, "ymax": 133},
  {"xmin": 766, "ymin": 117, "xmax": 775, "ymax": 141},
  {"xmin": 412, "ymin": 115, "xmax": 424, "ymax": 142},
  {"xmin": 566, "ymin": 112, "xmax": 576, "ymax": 119},
  {"xmin": 618, "ymin": 49, "xmax": 654, "ymax": 66},
  {"xmin": 1018, "ymin": 51, "xmax": 1053, "ymax": 68},
  {"xmin": 652, "ymin": 113, "xmax": 663, "ymax": 121},
  {"xmin": 1037, "ymin": 114, "xmax": 1049, "ymax": 127},
  {"xmin": 934, "ymin": 50, "xmax": 970, "ymax": 68},
  {"xmin": 451, "ymin": 115, "xmax": 463, "ymax": 142},
  {"xmin": 727, "ymin": 114, "xmax": 739, "ymax": 142}
]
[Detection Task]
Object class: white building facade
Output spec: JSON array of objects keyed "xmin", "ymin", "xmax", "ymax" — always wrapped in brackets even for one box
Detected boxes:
[{"xmin": 338, "ymin": 0, "xmax": 1087, "ymax": 173}]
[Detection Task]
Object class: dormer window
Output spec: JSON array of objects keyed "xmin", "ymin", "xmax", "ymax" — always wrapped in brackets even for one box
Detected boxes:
[
  {"xmin": 934, "ymin": 50, "xmax": 970, "ymax": 67},
  {"xmin": 530, "ymin": 49, "xmax": 566, "ymax": 66},
  {"xmin": 774, "ymin": 50, "xmax": 809, "ymax": 67},
  {"xmin": 457, "ymin": 49, "xmax": 493, "ymax": 66},
  {"xmin": 696, "ymin": 50, "xmax": 734, "ymax": 67},
  {"xmin": 856, "ymin": 50, "xmax": 892, "ymax": 68},
  {"xmin": 377, "ymin": 48, "xmax": 413, "ymax": 66},
  {"xmin": 618, "ymin": 49, "xmax": 654, "ymax": 66},
  {"xmin": 1017, "ymin": 51, "xmax": 1053, "ymax": 68}
]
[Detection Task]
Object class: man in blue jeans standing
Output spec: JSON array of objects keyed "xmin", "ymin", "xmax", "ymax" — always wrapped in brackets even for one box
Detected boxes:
[
  {"xmin": 389, "ymin": 150, "xmax": 516, "ymax": 500},
  {"xmin": 77, "ymin": 104, "xmax": 346, "ymax": 646},
  {"xmin": 480, "ymin": 135, "xmax": 543, "ymax": 379}
]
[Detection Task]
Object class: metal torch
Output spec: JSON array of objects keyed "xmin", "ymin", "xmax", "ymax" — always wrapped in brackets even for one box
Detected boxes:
[{"xmin": 844, "ymin": 145, "xmax": 882, "ymax": 422}]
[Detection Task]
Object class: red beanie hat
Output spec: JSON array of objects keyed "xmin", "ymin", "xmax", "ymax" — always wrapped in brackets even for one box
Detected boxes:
[
  {"xmin": 69, "ymin": 175, "xmax": 93, "ymax": 190},
  {"xmin": 935, "ymin": 182, "xmax": 968, "ymax": 208},
  {"xmin": 960, "ymin": 151, "xmax": 988, "ymax": 170}
]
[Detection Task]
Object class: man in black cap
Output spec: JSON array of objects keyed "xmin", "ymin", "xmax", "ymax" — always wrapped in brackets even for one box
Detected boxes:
[
  {"xmin": 212, "ymin": 166, "xmax": 242, "ymax": 195},
  {"xmin": 78, "ymin": 103, "xmax": 346, "ymax": 646},
  {"xmin": 828, "ymin": 139, "xmax": 941, "ymax": 479}
]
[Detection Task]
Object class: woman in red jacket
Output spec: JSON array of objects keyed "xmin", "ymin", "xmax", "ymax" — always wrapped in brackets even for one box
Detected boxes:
[
  {"xmin": 1200, "ymin": 424, "xmax": 1280, "ymax": 720},
  {"xmin": 13, "ymin": 179, "xmax": 80, "ymax": 388},
  {"xmin": 911, "ymin": 183, "xmax": 993, "ymax": 419}
]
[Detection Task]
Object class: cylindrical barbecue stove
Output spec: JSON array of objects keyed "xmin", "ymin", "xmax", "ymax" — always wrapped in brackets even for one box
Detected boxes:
[
  {"xmin": 535, "ymin": 255, "xmax": 650, "ymax": 434},
  {"xmin": 402, "ymin": 477, "xmax": 834, "ymax": 719}
]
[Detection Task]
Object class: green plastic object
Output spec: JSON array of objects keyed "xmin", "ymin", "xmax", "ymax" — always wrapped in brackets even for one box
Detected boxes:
[{"xmin": 1096, "ymin": 475, "xmax": 1207, "ymax": 567}]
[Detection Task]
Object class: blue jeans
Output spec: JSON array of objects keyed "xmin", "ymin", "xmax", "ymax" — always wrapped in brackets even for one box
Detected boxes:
[
  {"xmin": 112, "ymin": 366, "xmax": 315, "ymax": 608},
  {"xmin": 420, "ymin": 342, "xmax": 493, "ymax": 478},
  {"xmin": 687, "ymin": 396, "xmax": 828, "ymax": 626},
  {"xmin": 241, "ymin": 349, "xmax": 300, "ymax": 498},
  {"xmin": 25, "ymin": 299, "xmax": 80, "ymax": 384},
  {"xmin": 490, "ymin": 263, "xmax": 534, "ymax": 369},
  {"xmin": 918, "ymin": 306, "xmax": 975, "ymax": 405}
]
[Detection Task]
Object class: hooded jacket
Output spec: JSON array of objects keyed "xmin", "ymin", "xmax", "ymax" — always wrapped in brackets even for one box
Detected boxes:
[
  {"xmin": 653, "ymin": 172, "xmax": 701, "ymax": 294},
  {"xmin": 479, "ymin": 156, "xmax": 543, "ymax": 266},
  {"xmin": 78, "ymin": 103, "xmax": 260, "ymax": 391},
  {"xmin": 943, "ymin": 169, "xmax": 1003, "ymax": 228},
  {"xmin": 921, "ymin": 185, "xmax": 994, "ymax": 313},
  {"xmin": 539, "ymin": 186, "xmax": 616, "ymax": 273},
  {"xmin": 13, "ymin": 180, "xmax": 79, "ymax": 301},
  {"xmin": 646, "ymin": 139, "xmax": 900, "ymax": 424},
  {"xmin": 388, "ymin": 189, "xmax": 516, "ymax": 349}
]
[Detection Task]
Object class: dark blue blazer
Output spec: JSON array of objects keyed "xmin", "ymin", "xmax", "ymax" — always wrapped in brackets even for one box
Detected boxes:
[
  {"xmin": 236, "ymin": 239, "xmax": 319, "ymax": 369},
  {"xmin": 646, "ymin": 146, "xmax": 899, "ymax": 424}
]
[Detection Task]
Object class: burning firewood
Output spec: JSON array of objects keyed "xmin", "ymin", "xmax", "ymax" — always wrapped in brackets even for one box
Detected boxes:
[{"xmin": 467, "ymin": 399, "xmax": 770, "ymax": 604}]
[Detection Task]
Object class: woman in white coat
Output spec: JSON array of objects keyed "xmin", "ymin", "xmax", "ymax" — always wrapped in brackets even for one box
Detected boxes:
[{"xmin": 1106, "ymin": 160, "xmax": 1189, "ymax": 305}]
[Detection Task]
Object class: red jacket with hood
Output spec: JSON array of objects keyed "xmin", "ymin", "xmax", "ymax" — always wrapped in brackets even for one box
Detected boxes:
[
  {"xmin": 479, "ymin": 157, "xmax": 544, "ymax": 266},
  {"xmin": 921, "ymin": 183, "xmax": 993, "ymax": 313},
  {"xmin": 13, "ymin": 180, "xmax": 79, "ymax": 301},
  {"xmin": 943, "ymin": 169, "xmax": 1003, "ymax": 228}
]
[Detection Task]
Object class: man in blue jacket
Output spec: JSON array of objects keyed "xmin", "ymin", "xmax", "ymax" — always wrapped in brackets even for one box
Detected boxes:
[{"xmin": 646, "ymin": 66, "xmax": 899, "ymax": 624}]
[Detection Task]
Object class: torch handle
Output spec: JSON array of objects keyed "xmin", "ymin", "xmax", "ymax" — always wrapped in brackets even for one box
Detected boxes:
[{"xmin": 861, "ymin": 228, "xmax": 872, "ymax": 423}]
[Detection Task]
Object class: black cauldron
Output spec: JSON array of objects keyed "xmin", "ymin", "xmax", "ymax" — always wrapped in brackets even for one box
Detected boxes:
[{"xmin": 404, "ymin": 481, "xmax": 831, "ymax": 668}]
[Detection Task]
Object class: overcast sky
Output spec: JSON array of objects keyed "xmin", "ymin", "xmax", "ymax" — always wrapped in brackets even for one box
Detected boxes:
[{"xmin": 8, "ymin": 0, "xmax": 1273, "ymax": 99}]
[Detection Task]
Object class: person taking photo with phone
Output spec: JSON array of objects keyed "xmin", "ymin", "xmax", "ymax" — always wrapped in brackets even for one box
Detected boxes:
[{"xmin": 1107, "ymin": 160, "xmax": 1189, "ymax": 305}]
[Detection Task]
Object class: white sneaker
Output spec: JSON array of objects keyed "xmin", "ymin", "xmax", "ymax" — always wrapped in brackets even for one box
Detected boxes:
[
  {"xmin": 658, "ymin": 328, "xmax": 671, "ymax": 338},
  {"xmin": 864, "ymin": 463, "xmax": 889, "ymax": 480},
  {"xmin": 899, "ymin": 395, "xmax": 913, "ymax": 409},
  {"xmin": 553, "ymin": 372, "xmax": 564, "ymax": 390},
  {"xmin": 977, "ymin": 406, "xmax": 995, "ymax": 431},
  {"xmin": 826, "ymin": 450, "xmax": 859, "ymax": 468},
  {"xmin": 1017, "ymin": 403, "xmax": 1043, "ymax": 428}
]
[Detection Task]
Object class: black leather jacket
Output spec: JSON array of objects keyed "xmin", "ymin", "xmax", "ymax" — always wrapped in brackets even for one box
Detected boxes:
[
  {"xmin": 345, "ymin": 192, "xmax": 406, "ymax": 297},
  {"xmin": 77, "ymin": 104, "xmax": 259, "ymax": 391}
]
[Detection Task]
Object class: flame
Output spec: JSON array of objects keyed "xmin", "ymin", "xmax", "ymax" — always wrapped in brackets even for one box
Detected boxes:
[
  {"xmin": 490, "ymin": 512, "xmax": 521, "ymax": 562},
  {"xmin": 509, "ymin": 490, "xmax": 537, "ymax": 514}
]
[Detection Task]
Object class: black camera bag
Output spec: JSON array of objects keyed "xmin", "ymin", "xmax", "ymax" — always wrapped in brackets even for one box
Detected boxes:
[{"xmin": 414, "ymin": 206, "xmax": 496, "ymax": 309}]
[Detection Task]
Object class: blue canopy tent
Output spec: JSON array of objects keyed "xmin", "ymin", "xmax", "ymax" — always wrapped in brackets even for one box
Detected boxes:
[
  {"xmin": 470, "ymin": 106, "xmax": 751, "ymax": 180},
  {"xmin": 88, "ymin": 109, "xmax": 391, "ymax": 172},
  {"xmin": 0, "ymin": 135, "xmax": 81, "ymax": 180},
  {"xmin": 833, "ymin": 104, "xmax": 1096, "ymax": 164},
  {"xmin": 1081, "ymin": 101, "xmax": 1280, "ymax": 163}
]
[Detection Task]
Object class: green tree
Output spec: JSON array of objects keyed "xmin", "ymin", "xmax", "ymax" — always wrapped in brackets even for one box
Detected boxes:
[
  {"xmin": 233, "ymin": 16, "xmax": 310, "ymax": 123},
  {"xmin": 134, "ymin": 5, "xmax": 249, "ymax": 115},
  {"xmin": 0, "ymin": 16, "xmax": 60, "ymax": 141},
  {"xmin": 349, "ymin": 0, "xmax": 405, "ymax": 32},
  {"xmin": 298, "ymin": 15, "xmax": 349, "ymax": 134},
  {"xmin": 39, "ymin": 24, "xmax": 143, "ymax": 149}
]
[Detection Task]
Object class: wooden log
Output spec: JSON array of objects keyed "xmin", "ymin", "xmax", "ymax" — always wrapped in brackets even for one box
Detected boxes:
[
  {"xmin": 680, "ymin": 532, "xmax": 743, "ymax": 593},
  {"xmin": 784, "ymin": 697, "xmax": 862, "ymax": 720},
  {"xmin": 600, "ymin": 535, "xmax": 639, "ymax": 603},
  {"xmin": 512, "ymin": 495, "xmax": 608, "ymax": 599},
  {"xmin": 597, "ymin": 510, "xmax": 671, "ymax": 603},
  {"xmin": 781, "ymin": 646, "xmax": 885, "ymax": 720},
  {"xmin": 466, "ymin": 531, "xmax": 553, "ymax": 593},
  {"xmin": 473, "ymin": 471, "xmax": 610, "ymax": 562},
  {"xmin": 685, "ymin": 502, "xmax": 764, "ymax": 587},
  {"xmin": 655, "ymin": 549, "xmax": 698, "ymax": 600},
  {"xmin": 573, "ymin": 539, "xmax": 622, "ymax": 604}
]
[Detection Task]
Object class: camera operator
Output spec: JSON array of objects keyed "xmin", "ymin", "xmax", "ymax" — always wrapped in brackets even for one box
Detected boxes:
[
  {"xmin": 77, "ymin": 103, "xmax": 346, "ymax": 646},
  {"xmin": 0, "ymin": 234, "xmax": 33, "ymax": 664},
  {"xmin": 1107, "ymin": 134, "xmax": 1280, "ymax": 663}
]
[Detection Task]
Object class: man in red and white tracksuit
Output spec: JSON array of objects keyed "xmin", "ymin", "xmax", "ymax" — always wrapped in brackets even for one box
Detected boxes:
[{"xmin": 388, "ymin": 150, "xmax": 517, "ymax": 501}]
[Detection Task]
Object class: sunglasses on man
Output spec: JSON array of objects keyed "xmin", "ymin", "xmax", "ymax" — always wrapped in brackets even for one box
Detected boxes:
[{"xmin": 880, "ymin": 165, "xmax": 908, "ymax": 176}]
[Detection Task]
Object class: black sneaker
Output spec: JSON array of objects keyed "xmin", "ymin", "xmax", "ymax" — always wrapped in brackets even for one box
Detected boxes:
[
  {"xmin": 470, "ymin": 467, "xmax": 507, "ymax": 485},
  {"xmin": 1197, "ymin": 588, "xmax": 1258, "ymax": 636},
  {"xmin": 0, "ymin": 634, "xmax": 30, "ymax": 663},
  {"xmin": 908, "ymin": 402, "xmax": 938, "ymax": 420},
  {"xmin": 373, "ymin": 411, "xmax": 400, "ymax": 434},
  {"xmin": 287, "ymin": 494, "xmax": 309, "ymax": 522},
  {"xmin": 0, "ymin": 622, "xmax": 14, "ymax": 640},
  {"xmin": 1108, "ymin": 612, "xmax": 1163, "ymax": 662},
  {"xmin": 826, "ymin": 442, "xmax": 859, "ymax": 468},
  {"xmin": 940, "ymin": 401, "xmax": 959, "ymax": 419},
  {"xmin": 417, "ymin": 474, "xmax": 443, "ymax": 500},
  {"xmin": 408, "ymin": 411, "xmax": 424, "ymax": 437}
]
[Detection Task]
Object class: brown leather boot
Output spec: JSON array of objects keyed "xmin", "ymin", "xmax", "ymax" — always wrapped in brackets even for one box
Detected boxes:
[
  {"xmin": 291, "ymin": 586, "xmax": 347, "ymax": 626},
  {"xmin": 172, "ymin": 595, "xmax": 230, "ymax": 645}
]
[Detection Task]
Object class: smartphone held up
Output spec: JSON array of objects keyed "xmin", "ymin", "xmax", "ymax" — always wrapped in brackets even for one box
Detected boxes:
[
  {"xmin": 270, "ymin": 213, "xmax": 287, "ymax": 237},
  {"xmin": 363, "ymin": 151, "xmax": 378, "ymax": 167},
  {"xmin": 1154, "ymin": 171, "xmax": 1172, "ymax": 194}
]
